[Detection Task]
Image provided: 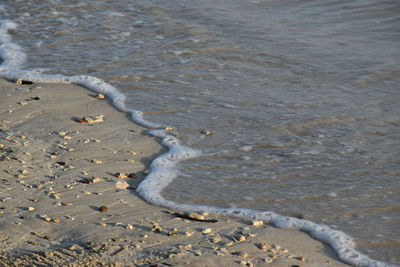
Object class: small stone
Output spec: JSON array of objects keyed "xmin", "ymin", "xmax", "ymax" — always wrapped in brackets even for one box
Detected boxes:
[
  {"xmin": 97, "ymin": 93, "xmax": 105, "ymax": 99},
  {"xmin": 63, "ymin": 136, "xmax": 73, "ymax": 140},
  {"xmin": 234, "ymin": 235, "xmax": 246, "ymax": 242},
  {"xmin": 127, "ymin": 173, "xmax": 138, "ymax": 179},
  {"xmin": 126, "ymin": 224, "xmax": 134, "ymax": 230},
  {"xmin": 91, "ymin": 159, "xmax": 103, "ymax": 164},
  {"xmin": 252, "ymin": 220, "xmax": 263, "ymax": 227},
  {"xmin": 296, "ymin": 256, "xmax": 305, "ymax": 261},
  {"xmin": 258, "ymin": 243, "xmax": 269, "ymax": 250},
  {"xmin": 27, "ymin": 207, "xmax": 35, "ymax": 211},
  {"xmin": 100, "ymin": 222, "xmax": 107, "ymax": 227},
  {"xmin": 58, "ymin": 131, "xmax": 67, "ymax": 136},
  {"xmin": 51, "ymin": 218, "xmax": 60, "ymax": 223},
  {"xmin": 115, "ymin": 172, "xmax": 127, "ymax": 179},
  {"xmin": 168, "ymin": 228, "xmax": 178, "ymax": 236},
  {"xmin": 178, "ymin": 244, "xmax": 192, "ymax": 250},
  {"xmin": 62, "ymin": 203, "xmax": 73, "ymax": 206},
  {"xmin": 115, "ymin": 180, "xmax": 129, "ymax": 189},
  {"xmin": 99, "ymin": 206, "xmax": 108, "ymax": 212},
  {"xmin": 202, "ymin": 228, "xmax": 212, "ymax": 234},
  {"xmin": 185, "ymin": 231, "xmax": 194, "ymax": 237},
  {"xmin": 200, "ymin": 130, "xmax": 212, "ymax": 136}
]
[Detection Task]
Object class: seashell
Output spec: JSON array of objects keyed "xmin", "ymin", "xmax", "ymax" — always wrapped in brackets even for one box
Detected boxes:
[
  {"xmin": 91, "ymin": 159, "xmax": 103, "ymax": 164},
  {"xmin": 115, "ymin": 180, "xmax": 129, "ymax": 189},
  {"xmin": 115, "ymin": 172, "xmax": 127, "ymax": 179},
  {"xmin": 234, "ymin": 235, "xmax": 246, "ymax": 242},
  {"xmin": 259, "ymin": 243, "xmax": 270, "ymax": 250},
  {"xmin": 178, "ymin": 244, "xmax": 192, "ymax": 250},
  {"xmin": 252, "ymin": 220, "xmax": 263, "ymax": 227},
  {"xmin": 202, "ymin": 228, "xmax": 212, "ymax": 234},
  {"xmin": 200, "ymin": 130, "xmax": 212, "ymax": 136},
  {"xmin": 168, "ymin": 228, "xmax": 178, "ymax": 236}
]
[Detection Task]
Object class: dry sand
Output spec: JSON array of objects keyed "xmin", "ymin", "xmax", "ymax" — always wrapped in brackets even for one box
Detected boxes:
[{"xmin": 0, "ymin": 78, "xmax": 349, "ymax": 266}]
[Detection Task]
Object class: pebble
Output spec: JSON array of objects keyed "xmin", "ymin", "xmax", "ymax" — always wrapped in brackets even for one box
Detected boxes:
[
  {"xmin": 91, "ymin": 159, "xmax": 103, "ymax": 164},
  {"xmin": 27, "ymin": 207, "xmax": 35, "ymax": 211},
  {"xmin": 115, "ymin": 172, "xmax": 127, "ymax": 179},
  {"xmin": 52, "ymin": 218, "xmax": 60, "ymax": 223},
  {"xmin": 97, "ymin": 93, "xmax": 105, "ymax": 99},
  {"xmin": 202, "ymin": 228, "xmax": 212, "ymax": 234},
  {"xmin": 126, "ymin": 224, "xmax": 134, "ymax": 230},
  {"xmin": 115, "ymin": 180, "xmax": 129, "ymax": 189},
  {"xmin": 234, "ymin": 235, "xmax": 246, "ymax": 242},
  {"xmin": 252, "ymin": 220, "xmax": 263, "ymax": 227},
  {"xmin": 99, "ymin": 206, "xmax": 108, "ymax": 212}
]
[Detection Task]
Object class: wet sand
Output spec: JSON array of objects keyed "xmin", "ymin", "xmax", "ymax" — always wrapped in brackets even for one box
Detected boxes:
[{"xmin": 0, "ymin": 78, "xmax": 349, "ymax": 266}]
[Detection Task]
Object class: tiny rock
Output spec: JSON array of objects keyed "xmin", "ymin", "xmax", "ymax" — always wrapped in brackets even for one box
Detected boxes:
[
  {"xmin": 235, "ymin": 235, "xmax": 246, "ymax": 242},
  {"xmin": 202, "ymin": 228, "xmax": 212, "ymax": 234},
  {"xmin": 115, "ymin": 180, "xmax": 129, "ymax": 189},
  {"xmin": 115, "ymin": 172, "xmax": 127, "ymax": 179},
  {"xmin": 252, "ymin": 220, "xmax": 263, "ymax": 227},
  {"xmin": 91, "ymin": 159, "xmax": 103, "ymax": 164},
  {"xmin": 27, "ymin": 207, "xmax": 35, "ymax": 212},
  {"xmin": 178, "ymin": 244, "xmax": 192, "ymax": 250},
  {"xmin": 296, "ymin": 256, "xmax": 306, "ymax": 261},
  {"xmin": 99, "ymin": 206, "xmax": 108, "ymax": 212},
  {"xmin": 97, "ymin": 93, "xmax": 105, "ymax": 99},
  {"xmin": 126, "ymin": 224, "xmax": 134, "ymax": 230},
  {"xmin": 52, "ymin": 218, "xmax": 60, "ymax": 223}
]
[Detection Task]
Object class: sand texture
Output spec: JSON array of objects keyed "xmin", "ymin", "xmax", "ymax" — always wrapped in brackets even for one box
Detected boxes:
[{"xmin": 0, "ymin": 78, "xmax": 349, "ymax": 266}]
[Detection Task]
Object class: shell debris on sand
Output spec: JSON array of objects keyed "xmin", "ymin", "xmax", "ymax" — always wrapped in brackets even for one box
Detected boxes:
[
  {"xmin": 97, "ymin": 93, "xmax": 105, "ymax": 99},
  {"xmin": 76, "ymin": 115, "xmax": 104, "ymax": 124},
  {"xmin": 114, "ymin": 172, "xmax": 127, "ymax": 179},
  {"xmin": 115, "ymin": 180, "xmax": 129, "ymax": 189}
]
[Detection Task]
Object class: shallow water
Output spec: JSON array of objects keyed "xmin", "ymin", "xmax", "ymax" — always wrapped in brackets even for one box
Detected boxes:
[{"xmin": 1, "ymin": 0, "xmax": 399, "ymax": 264}]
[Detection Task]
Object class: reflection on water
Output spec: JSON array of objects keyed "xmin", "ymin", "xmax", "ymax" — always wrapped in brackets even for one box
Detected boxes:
[{"xmin": 2, "ymin": 0, "xmax": 399, "ymax": 264}]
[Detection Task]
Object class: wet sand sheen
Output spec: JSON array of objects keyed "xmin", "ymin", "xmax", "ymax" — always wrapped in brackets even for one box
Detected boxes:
[{"xmin": 0, "ymin": 78, "xmax": 349, "ymax": 266}]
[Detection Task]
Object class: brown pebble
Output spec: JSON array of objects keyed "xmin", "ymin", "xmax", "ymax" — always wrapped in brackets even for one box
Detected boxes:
[
  {"xmin": 296, "ymin": 256, "xmax": 305, "ymax": 261},
  {"xmin": 99, "ymin": 206, "xmax": 108, "ymax": 212},
  {"xmin": 43, "ymin": 235, "xmax": 50, "ymax": 240},
  {"xmin": 128, "ymin": 173, "xmax": 138, "ymax": 179},
  {"xmin": 62, "ymin": 203, "xmax": 73, "ymax": 206},
  {"xmin": 51, "ymin": 218, "xmax": 60, "ymax": 223}
]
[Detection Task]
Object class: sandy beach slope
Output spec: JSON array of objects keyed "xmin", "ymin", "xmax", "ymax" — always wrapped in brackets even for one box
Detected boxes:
[{"xmin": 0, "ymin": 78, "xmax": 349, "ymax": 266}]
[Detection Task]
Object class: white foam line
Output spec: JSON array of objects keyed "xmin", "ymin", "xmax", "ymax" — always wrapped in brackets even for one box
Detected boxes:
[{"xmin": 0, "ymin": 20, "xmax": 395, "ymax": 267}]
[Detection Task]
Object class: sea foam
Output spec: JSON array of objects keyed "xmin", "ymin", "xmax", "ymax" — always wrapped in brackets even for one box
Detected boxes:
[{"xmin": 0, "ymin": 20, "xmax": 395, "ymax": 267}]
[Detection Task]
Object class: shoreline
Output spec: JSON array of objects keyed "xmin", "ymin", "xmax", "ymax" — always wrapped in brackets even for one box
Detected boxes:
[{"xmin": 0, "ymin": 78, "xmax": 349, "ymax": 266}]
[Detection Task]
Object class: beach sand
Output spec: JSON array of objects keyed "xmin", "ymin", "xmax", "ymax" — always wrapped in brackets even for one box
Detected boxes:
[{"xmin": 0, "ymin": 78, "xmax": 349, "ymax": 266}]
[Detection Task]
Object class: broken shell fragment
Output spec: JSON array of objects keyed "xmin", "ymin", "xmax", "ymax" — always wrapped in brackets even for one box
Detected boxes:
[
  {"xmin": 91, "ymin": 159, "xmax": 103, "ymax": 164},
  {"xmin": 114, "ymin": 172, "xmax": 127, "ymax": 179},
  {"xmin": 252, "ymin": 220, "xmax": 263, "ymax": 227},
  {"xmin": 77, "ymin": 115, "xmax": 104, "ymax": 124},
  {"xmin": 115, "ymin": 180, "xmax": 129, "ymax": 189},
  {"xmin": 234, "ymin": 235, "xmax": 246, "ymax": 242},
  {"xmin": 202, "ymin": 228, "xmax": 212, "ymax": 234}
]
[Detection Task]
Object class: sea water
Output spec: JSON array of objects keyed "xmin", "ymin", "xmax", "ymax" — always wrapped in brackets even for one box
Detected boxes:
[{"xmin": 1, "ymin": 0, "xmax": 399, "ymax": 265}]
